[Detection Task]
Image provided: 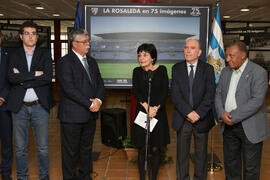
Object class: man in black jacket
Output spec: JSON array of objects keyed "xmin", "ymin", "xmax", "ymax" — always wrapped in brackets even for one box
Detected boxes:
[
  {"xmin": 57, "ymin": 29, "xmax": 105, "ymax": 180},
  {"xmin": 7, "ymin": 21, "xmax": 55, "ymax": 180},
  {"xmin": 0, "ymin": 31, "xmax": 13, "ymax": 180},
  {"xmin": 171, "ymin": 39, "xmax": 216, "ymax": 180}
]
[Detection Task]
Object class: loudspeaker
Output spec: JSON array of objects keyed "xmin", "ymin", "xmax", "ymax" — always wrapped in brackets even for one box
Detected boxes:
[{"xmin": 100, "ymin": 108, "xmax": 127, "ymax": 148}]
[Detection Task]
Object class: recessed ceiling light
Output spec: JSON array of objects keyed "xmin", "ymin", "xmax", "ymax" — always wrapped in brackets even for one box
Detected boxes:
[
  {"xmin": 35, "ymin": 6, "xmax": 44, "ymax": 10},
  {"xmin": 223, "ymin": 16, "xmax": 230, "ymax": 19},
  {"xmin": 52, "ymin": 13, "xmax": 60, "ymax": 17},
  {"xmin": 240, "ymin": 8, "xmax": 250, "ymax": 12},
  {"xmin": 0, "ymin": 13, "xmax": 4, "ymax": 16}
]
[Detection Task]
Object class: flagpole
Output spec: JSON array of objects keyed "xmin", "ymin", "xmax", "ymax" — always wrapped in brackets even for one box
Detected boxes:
[
  {"xmin": 207, "ymin": 0, "xmax": 224, "ymax": 173},
  {"xmin": 208, "ymin": 128, "xmax": 214, "ymax": 173},
  {"xmin": 207, "ymin": 126, "xmax": 222, "ymax": 173}
]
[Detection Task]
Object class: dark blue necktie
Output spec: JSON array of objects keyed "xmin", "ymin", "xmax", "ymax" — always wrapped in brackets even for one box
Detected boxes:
[
  {"xmin": 189, "ymin": 65, "xmax": 194, "ymax": 107},
  {"xmin": 82, "ymin": 57, "xmax": 92, "ymax": 82}
]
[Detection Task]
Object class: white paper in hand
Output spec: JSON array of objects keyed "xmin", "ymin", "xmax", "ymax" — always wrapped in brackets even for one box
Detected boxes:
[{"xmin": 134, "ymin": 111, "xmax": 158, "ymax": 132}]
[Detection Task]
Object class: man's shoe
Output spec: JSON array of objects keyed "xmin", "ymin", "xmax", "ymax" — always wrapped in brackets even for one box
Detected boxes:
[
  {"xmin": 1, "ymin": 175, "xmax": 12, "ymax": 180},
  {"xmin": 40, "ymin": 175, "xmax": 49, "ymax": 180}
]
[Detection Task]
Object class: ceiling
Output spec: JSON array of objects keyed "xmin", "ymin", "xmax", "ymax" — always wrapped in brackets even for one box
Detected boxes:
[{"xmin": 0, "ymin": 0, "xmax": 270, "ymax": 22}]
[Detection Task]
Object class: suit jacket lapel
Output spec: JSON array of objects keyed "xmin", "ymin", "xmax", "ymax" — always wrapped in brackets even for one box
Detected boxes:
[
  {"xmin": 0, "ymin": 48, "xmax": 3, "ymax": 65},
  {"xmin": 71, "ymin": 52, "xmax": 93, "ymax": 85},
  {"xmin": 188, "ymin": 60, "xmax": 203, "ymax": 95},
  {"xmin": 19, "ymin": 48, "xmax": 29, "ymax": 72},
  {"xmin": 30, "ymin": 47, "xmax": 39, "ymax": 71},
  {"xmin": 0, "ymin": 48, "xmax": 3, "ymax": 68},
  {"xmin": 183, "ymin": 61, "xmax": 189, "ymax": 85},
  {"xmin": 71, "ymin": 51, "xmax": 86, "ymax": 72},
  {"xmin": 193, "ymin": 60, "xmax": 202, "ymax": 86},
  {"xmin": 86, "ymin": 56, "xmax": 96, "ymax": 86},
  {"xmin": 236, "ymin": 61, "xmax": 251, "ymax": 93}
]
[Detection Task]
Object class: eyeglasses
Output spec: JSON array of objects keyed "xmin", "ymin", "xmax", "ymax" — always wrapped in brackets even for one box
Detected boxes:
[
  {"xmin": 22, "ymin": 32, "xmax": 37, "ymax": 36},
  {"xmin": 75, "ymin": 40, "xmax": 90, "ymax": 44}
]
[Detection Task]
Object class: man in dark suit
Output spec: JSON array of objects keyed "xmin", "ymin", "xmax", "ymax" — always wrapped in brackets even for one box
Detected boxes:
[
  {"xmin": 7, "ymin": 21, "xmax": 55, "ymax": 180},
  {"xmin": 171, "ymin": 39, "xmax": 216, "ymax": 180},
  {"xmin": 215, "ymin": 41, "xmax": 269, "ymax": 180},
  {"xmin": 0, "ymin": 31, "xmax": 13, "ymax": 180},
  {"xmin": 57, "ymin": 29, "xmax": 105, "ymax": 180}
]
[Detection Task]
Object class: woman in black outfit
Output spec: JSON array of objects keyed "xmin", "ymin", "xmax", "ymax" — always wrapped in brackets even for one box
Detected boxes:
[{"xmin": 131, "ymin": 43, "xmax": 170, "ymax": 180}]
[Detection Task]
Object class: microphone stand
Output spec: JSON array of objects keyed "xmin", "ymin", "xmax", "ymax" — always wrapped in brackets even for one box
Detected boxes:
[{"xmin": 144, "ymin": 73, "xmax": 152, "ymax": 180}]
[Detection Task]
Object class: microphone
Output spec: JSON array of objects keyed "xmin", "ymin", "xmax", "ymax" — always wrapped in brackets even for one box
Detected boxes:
[{"xmin": 147, "ymin": 70, "xmax": 153, "ymax": 82}]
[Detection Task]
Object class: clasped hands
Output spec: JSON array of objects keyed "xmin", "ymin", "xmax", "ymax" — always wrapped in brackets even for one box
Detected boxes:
[
  {"xmin": 221, "ymin": 112, "xmax": 233, "ymax": 126},
  {"xmin": 0, "ymin": 97, "xmax": 5, "ymax": 106},
  {"xmin": 186, "ymin": 111, "xmax": 200, "ymax": 123},
  {"xmin": 140, "ymin": 102, "xmax": 160, "ymax": 119},
  {"xmin": 89, "ymin": 98, "xmax": 101, "ymax": 112}
]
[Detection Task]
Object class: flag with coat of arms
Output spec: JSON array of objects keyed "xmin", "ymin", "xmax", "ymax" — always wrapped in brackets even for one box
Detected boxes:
[{"xmin": 207, "ymin": 3, "xmax": 225, "ymax": 84}]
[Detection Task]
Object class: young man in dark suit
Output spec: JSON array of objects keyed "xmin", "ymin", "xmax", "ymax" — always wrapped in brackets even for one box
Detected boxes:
[
  {"xmin": 0, "ymin": 31, "xmax": 13, "ymax": 180},
  {"xmin": 171, "ymin": 39, "xmax": 216, "ymax": 180},
  {"xmin": 57, "ymin": 29, "xmax": 105, "ymax": 180},
  {"xmin": 7, "ymin": 21, "xmax": 55, "ymax": 180}
]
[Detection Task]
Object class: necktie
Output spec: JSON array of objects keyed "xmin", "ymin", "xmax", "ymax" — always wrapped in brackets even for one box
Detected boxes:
[
  {"xmin": 189, "ymin": 65, "xmax": 194, "ymax": 107},
  {"xmin": 82, "ymin": 57, "xmax": 92, "ymax": 82}
]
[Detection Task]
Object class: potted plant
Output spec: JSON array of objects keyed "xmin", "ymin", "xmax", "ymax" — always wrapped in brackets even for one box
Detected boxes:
[
  {"xmin": 118, "ymin": 136, "xmax": 173, "ymax": 164},
  {"xmin": 161, "ymin": 147, "xmax": 173, "ymax": 164},
  {"xmin": 118, "ymin": 136, "xmax": 138, "ymax": 161}
]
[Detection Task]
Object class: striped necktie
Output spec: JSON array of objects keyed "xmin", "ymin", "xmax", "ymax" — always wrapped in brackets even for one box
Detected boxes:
[{"xmin": 82, "ymin": 57, "xmax": 92, "ymax": 82}]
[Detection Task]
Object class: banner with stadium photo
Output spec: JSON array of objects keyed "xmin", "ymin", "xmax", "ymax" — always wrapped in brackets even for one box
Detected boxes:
[{"xmin": 83, "ymin": 3, "xmax": 211, "ymax": 88}]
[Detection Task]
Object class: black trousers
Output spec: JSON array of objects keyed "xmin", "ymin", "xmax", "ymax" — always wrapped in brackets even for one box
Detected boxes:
[
  {"xmin": 0, "ymin": 110, "xmax": 13, "ymax": 175},
  {"xmin": 60, "ymin": 120, "xmax": 96, "ymax": 180},
  {"xmin": 176, "ymin": 120, "xmax": 209, "ymax": 180},
  {"xmin": 223, "ymin": 123, "xmax": 263, "ymax": 180}
]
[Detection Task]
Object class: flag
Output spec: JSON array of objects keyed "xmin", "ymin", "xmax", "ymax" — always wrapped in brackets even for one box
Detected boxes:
[
  {"xmin": 208, "ymin": 4, "xmax": 225, "ymax": 123},
  {"xmin": 74, "ymin": 1, "xmax": 82, "ymax": 29},
  {"xmin": 207, "ymin": 4, "xmax": 225, "ymax": 84}
]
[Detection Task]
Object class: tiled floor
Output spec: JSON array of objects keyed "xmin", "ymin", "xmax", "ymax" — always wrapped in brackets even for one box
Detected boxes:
[{"xmin": 2, "ymin": 88, "xmax": 270, "ymax": 180}]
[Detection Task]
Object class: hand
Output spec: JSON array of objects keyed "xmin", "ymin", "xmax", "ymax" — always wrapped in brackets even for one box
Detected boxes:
[
  {"xmin": 149, "ymin": 105, "xmax": 160, "ymax": 119},
  {"xmin": 140, "ymin": 102, "xmax": 148, "ymax": 112},
  {"xmin": 186, "ymin": 111, "xmax": 200, "ymax": 123},
  {"xmin": 149, "ymin": 107, "xmax": 157, "ymax": 119},
  {"xmin": 35, "ymin": 71, "xmax": 44, "ymax": 76},
  {"xmin": 0, "ymin": 97, "xmax": 5, "ymax": 106},
  {"xmin": 89, "ymin": 98, "xmax": 101, "ymax": 112},
  {"xmin": 221, "ymin": 112, "xmax": 233, "ymax": 126},
  {"xmin": 13, "ymin": 68, "xmax": 20, "ymax": 73},
  {"xmin": 153, "ymin": 105, "xmax": 160, "ymax": 112}
]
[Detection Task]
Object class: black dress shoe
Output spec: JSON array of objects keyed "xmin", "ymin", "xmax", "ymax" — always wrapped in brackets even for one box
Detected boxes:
[
  {"xmin": 2, "ymin": 175, "xmax": 12, "ymax": 180},
  {"xmin": 40, "ymin": 175, "xmax": 49, "ymax": 180}
]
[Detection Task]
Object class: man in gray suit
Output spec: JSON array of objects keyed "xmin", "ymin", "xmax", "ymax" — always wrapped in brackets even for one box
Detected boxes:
[{"xmin": 215, "ymin": 41, "xmax": 270, "ymax": 180}]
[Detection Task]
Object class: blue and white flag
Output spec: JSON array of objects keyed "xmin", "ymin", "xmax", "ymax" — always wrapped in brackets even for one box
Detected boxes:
[
  {"xmin": 74, "ymin": 1, "xmax": 83, "ymax": 29},
  {"xmin": 208, "ymin": 4, "xmax": 225, "ymax": 84}
]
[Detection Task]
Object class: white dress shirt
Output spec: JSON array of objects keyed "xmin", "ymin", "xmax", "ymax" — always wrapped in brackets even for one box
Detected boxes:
[
  {"xmin": 186, "ymin": 60, "xmax": 198, "ymax": 76},
  {"xmin": 225, "ymin": 59, "xmax": 248, "ymax": 112}
]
